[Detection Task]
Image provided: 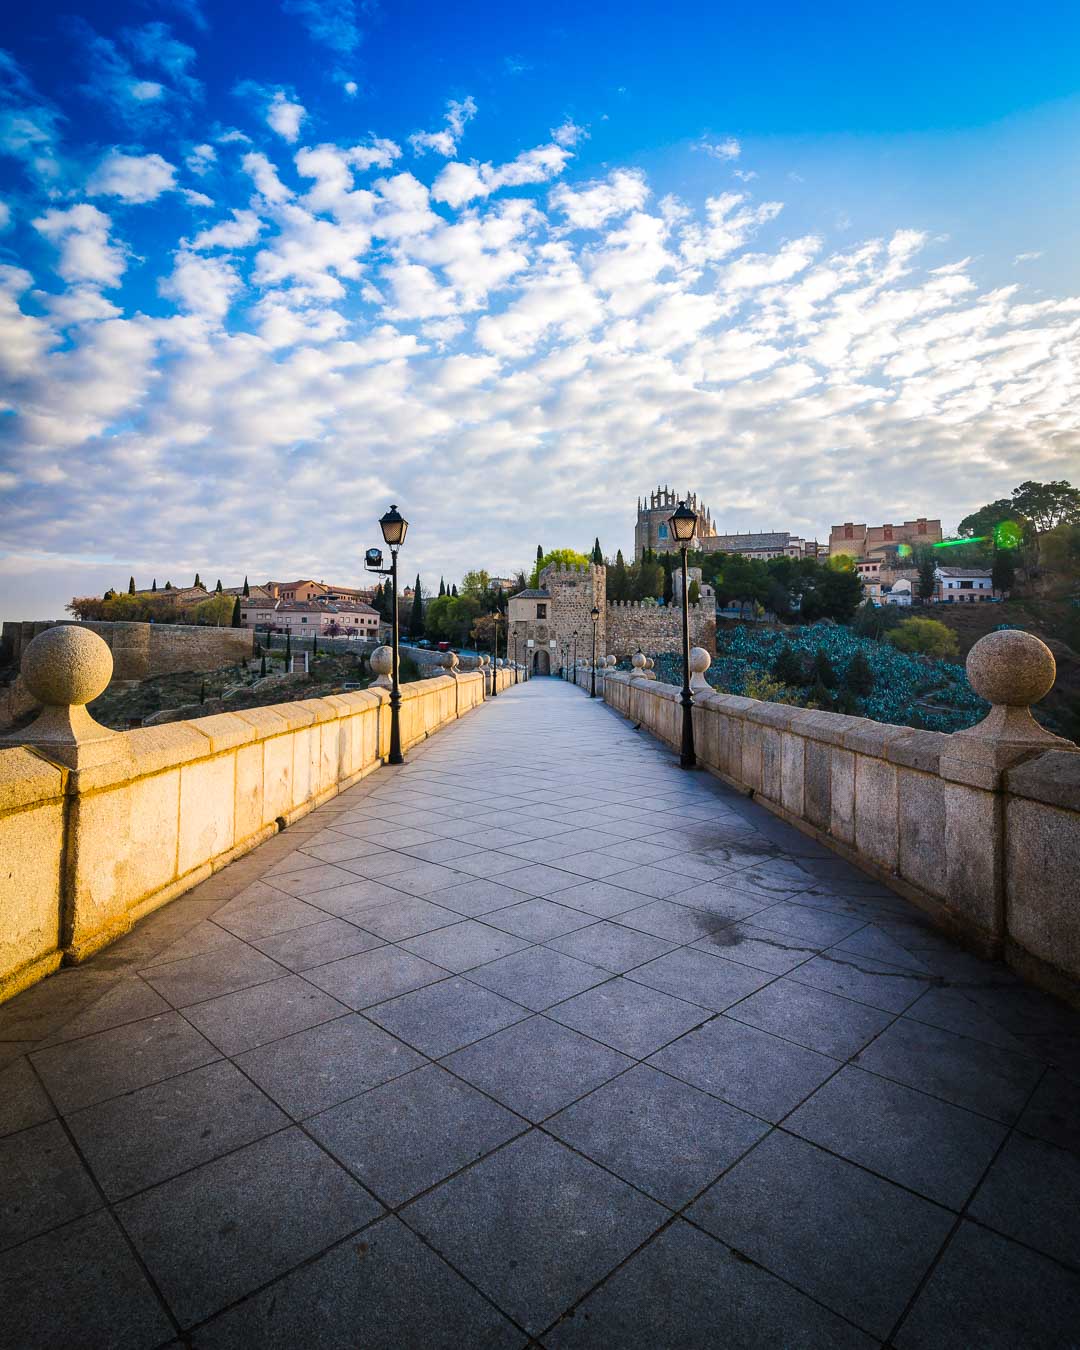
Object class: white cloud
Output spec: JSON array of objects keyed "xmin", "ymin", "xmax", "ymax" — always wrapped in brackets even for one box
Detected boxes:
[
  {"xmin": 242, "ymin": 151, "xmax": 293, "ymax": 203},
  {"xmin": 550, "ymin": 169, "xmax": 649, "ymax": 230},
  {"xmin": 432, "ymin": 129, "xmax": 581, "ymax": 208},
  {"xmin": 1014, "ymin": 250, "xmax": 1043, "ymax": 265},
  {"xmin": 0, "ymin": 201, "xmax": 10, "ymax": 232},
  {"xmin": 33, "ymin": 204, "xmax": 128, "ymax": 288},
  {"xmin": 282, "ymin": 0, "xmax": 362, "ymax": 55},
  {"xmin": 695, "ymin": 136, "xmax": 741, "ymax": 160},
  {"xmin": 266, "ymin": 90, "xmax": 306, "ymax": 142},
  {"xmin": 344, "ymin": 81, "xmax": 358, "ymax": 97},
  {"xmin": 88, "ymin": 149, "xmax": 177, "ymax": 203},
  {"xmin": 186, "ymin": 143, "xmax": 217, "ymax": 175},
  {"xmin": 410, "ymin": 96, "xmax": 477, "ymax": 157},
  {"xmin": 189, "ymin": 208, "xmax": 263, "ymax": 250},
  {"xmin": 159, "ymin": 249, "xmax": 242, "ymax": 319}
]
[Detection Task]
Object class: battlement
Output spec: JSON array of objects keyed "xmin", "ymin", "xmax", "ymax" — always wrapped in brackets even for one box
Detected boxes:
[
  {"xmin": 540, "ymin": 562, "xmax": 605, "ymax": 582},
  {"xmin": 606, "ymin": 599, "xmax": 711, "ymax": 612}
]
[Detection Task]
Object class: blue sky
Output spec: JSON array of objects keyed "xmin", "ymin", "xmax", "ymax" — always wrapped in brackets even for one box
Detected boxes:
[{"xmin": 1, "ymin": 0, "xmax": 1079, "ymax": 618}]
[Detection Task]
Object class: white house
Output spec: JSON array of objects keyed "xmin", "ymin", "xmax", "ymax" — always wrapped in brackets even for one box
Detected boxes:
[
  {"xmin": 934, "ymin": 566, "xmax": 996, "ymax": 603},
  {"xmin": 882, "ymin": 578, "xmax": 913, "ymax": 607}
]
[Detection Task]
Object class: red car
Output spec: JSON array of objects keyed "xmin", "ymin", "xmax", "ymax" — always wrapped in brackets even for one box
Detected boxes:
[{"xmin": 437, "ymin": 640, "xmax": 451, "ymax": 652}]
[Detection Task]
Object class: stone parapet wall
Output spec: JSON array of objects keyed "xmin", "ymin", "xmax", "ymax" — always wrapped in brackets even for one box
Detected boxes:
[
  {"xmin": 0, "ymin": 671, "xmax": 487, "ymax": 1004},
  {"xmin": 600, "ymin": 671, "xmax": 1080, "ymax": 1005},
  {"xmin": 604, "ymin": 601, "xmax": 715, "ymax": 660},
  {"xmin": 3, "ymin": 620, "xmax": 254, "ymax": 681}
]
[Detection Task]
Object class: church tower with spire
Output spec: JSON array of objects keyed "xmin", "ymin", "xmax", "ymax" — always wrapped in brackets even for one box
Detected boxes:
[{"xmin": 634, "ymin": 485, "xmax": 717, "ymax": 559}]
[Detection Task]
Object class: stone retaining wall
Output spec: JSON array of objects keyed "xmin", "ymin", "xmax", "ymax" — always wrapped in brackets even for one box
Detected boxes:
[
  {"xmin": 604, "ymin": 601, "xmax": 715, "ymax": 660},
  {"xmin": 0, "ymin": 671, "xmax": 487, "ymax": 1004},
  {"xmin": 2, "ymin": 620, "xmax": 254, "ymax": 680},
  {"xmin": 600, "ymin": 669, "xmax": 1080, "ymax": 1005}
]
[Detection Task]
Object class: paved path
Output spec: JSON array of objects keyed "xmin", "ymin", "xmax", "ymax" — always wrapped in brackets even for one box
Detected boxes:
[{"xmin": 2, "ymin": 678, "xmax": 1079, "ymax": 1348}]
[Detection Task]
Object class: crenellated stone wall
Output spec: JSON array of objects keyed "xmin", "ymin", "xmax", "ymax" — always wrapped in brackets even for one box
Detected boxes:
[{"xmin": 604, "ymin": 599, "xmax": 716, "ymax": 660}]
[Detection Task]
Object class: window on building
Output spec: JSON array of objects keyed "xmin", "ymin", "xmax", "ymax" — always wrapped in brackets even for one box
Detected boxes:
[
  {"xmin": 883, "ymin": 525, "xmax": 894, "ymax": 541},
  {"xmin": 844, "ymin": 524, "xmax": 854, "ymax": 539},
  {"xmin": 657, "ymin": 524, "xmax": 668, "ymax": 539},
  {"xmin": 536, "ymin": 604, "xmax": 547, "ymax": 619}
]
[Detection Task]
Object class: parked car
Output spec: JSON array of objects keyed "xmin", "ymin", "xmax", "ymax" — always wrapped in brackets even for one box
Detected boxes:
[
  {"xmin": 415, "ymin": 638, "xmax": 432, "ymax": 648},
  {"xmin": 437, "ymin": 641, "xmax": 451, "ymax": 652}
]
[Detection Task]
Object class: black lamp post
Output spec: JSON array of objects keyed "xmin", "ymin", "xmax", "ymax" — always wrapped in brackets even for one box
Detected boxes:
[
  {"xmin": 590, "ymin": 605, "xmax": 600, "ymax": 698},
  {"xmin": 369, "ymin": 504, "xmax": 408, "ymax": 766},
  {"xmin": 572, "ymin": 632, "xmax": 578, "ymax": 688},
  {"xmin": 669, "ymin": 499, "xmax": 697, "ymax": 768},
  {"xmin": 526, "ymin": 637, "xmax": 534, "ymax": 680},
  {"xmin": 490, "ymin": 611, "xmax": 501, "ymax": 699}
]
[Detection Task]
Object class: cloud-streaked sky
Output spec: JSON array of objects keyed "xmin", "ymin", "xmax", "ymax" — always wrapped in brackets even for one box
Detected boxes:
[{"xmin": 2, "ymin": 0, "xmax": 1080, "ymax": 620}]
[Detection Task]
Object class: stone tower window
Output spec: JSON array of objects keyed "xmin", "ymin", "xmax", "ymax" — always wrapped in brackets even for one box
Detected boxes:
[{"xmin": 536, "ymin": 603, "xmax": 547, "ymax": 618}]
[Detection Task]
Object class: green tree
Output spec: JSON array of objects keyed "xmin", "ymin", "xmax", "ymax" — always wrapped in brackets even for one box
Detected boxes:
[
  {"xmin": 260, "ymin": 655, "xmax": 267, "ymax": 677},
  {"xmin": 1011, "ymin": 479, "xmax": 1080, "ymax": 532},
  {"xmin": 460, "ymin": 569, "xmax": 491, "ymax": 596},
  {"xmin": 608, "ymin": 549, "xmax": 631, "ymax": 603},
  {"xmin": 231, "ymin": 596, "xmax": 243, "ymax": 627},
  {"xmin": 164, "ymin": 580, "xmax": 172, "ymax": 590},
  {"xmin": 215, "ymin": 579, "xmax": 223, "ymax": 593},
  {"xmin": 312, "ymin": 632, "xmax": 318, "ymax": 655},
  {"xmin": 536, "ymin": 544, "xmax": 544, "ymax": 567},
  {"xmin": 957, "ymin": 498, "xmax": 1015, "ymax": 541},
  {"xmin": 771, "ymin": 645, "xmax": 804, "ymax": 686},
  {"xmin": 888, "ymin": 617, "xmax": 960, "ymax": 659},
  {"xmin": 285, "ymin": 633, "xmax": 292, "ymax": 665},
  {"xmin": 992, "ymin": 548, "xmax": 1015, "ymax": 594},
  {"xmin": 662, "ymin": 558, "xmax": 674, "ymax": 605},
  {"xmin": 128, "ymin": 576, "xmax": 135, "ymax": 594},
  {"xmin": 451, "ymin": 583, "xmax": 458, "ymax": 597},
  {"xmin": 410, "ymin": 574, "xmax": 424, "ymax": 637},
  {"xmin": 688, "ymin": 579, "xmax": 700, "ymax": 604},
  {"xmin": 193, "ymin": 573, "xmax": 202, "ymax": 588},
  {"xmin": 438, "ymin": 577, "xmax": 446, "ymax": 597},
  {"xmin": 916, "ymin": 550, "xmax": 937, "ymax": 602},
  {"xmin": 591, "ymin": 537, "xmax": 603, "ymax": 564},
  {"xmin": 151, "ymin": 578, "xmax": 157, "ymax": 591},
  {"xmin": 811, "ymin": 648, "xmax": 838, "ymax": 689},
  {"xmin": 194, "ymin": 594, "xmax": 235, "ymax": 626},
  {"xmin": 844, "ymin": 651, "xmax": 874, "ymax": 697},
  {"xmin": 530, "ymin": 548, "xmax": 590, "ymax": 587},
  {"xmin": 242, "ymin": 576, "xmax": 250, "ymax": 597},
  {"xmin": 809, "ymin": 677, "xmax": 835, "ymax": 711},
  {"xmin": 1041, "ymin": 521, "xmax": 1080, "ymax": 576}
]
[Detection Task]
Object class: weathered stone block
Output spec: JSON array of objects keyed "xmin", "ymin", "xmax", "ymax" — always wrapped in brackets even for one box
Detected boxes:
[
  {"xmin": 781, "ymin": 733, "xmax": 805, "ymax": 816},
  {"xmin": 897, "ymin": 767, "xmax": 945, "ymax": 897},
  {"xmin": 804, "ymin": 739, "xmax": 832, "ymax": 832},
  {"xmin": 178, "ymin": 755, "xmax": 235, "ymax": 875},
  {"xmin": 943, "ymin": 782, "xmax": 1001, "ymax": 942},
  {"xmin": 1006, "ymin": 797, "xmax": 1080, "ymax": 982},
  {"xmin": 235, "ymin": 742, "xmax": 265, "ymax": 841},
  {"xmin": 855, "ymin": 755, "xmax": 897, "ymax": 869}
]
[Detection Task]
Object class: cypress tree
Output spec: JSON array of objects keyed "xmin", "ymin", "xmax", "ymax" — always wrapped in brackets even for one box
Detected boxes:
[
  {"xmin": 591, "ymin": 537, "xmax": 603, "ymax": 564},
  {"xmin": 215, "ymin": 579, "xmax": 222, "ymax": 593},
  {"xmin": 771, "ymin": 644, "xmax": 804, "ymax": 686},
  {"xmin": 199, "ymin": 680, "xmax": 206, "ymax": 704},
  {"xmin": 260, "ymin": 655, "xmax": 267, "ymax": 677},
  {"xmin": 151, "ymin": 578, "xmax": 157, "ymax": 591},
  {"xmin": 811, "ymin": 648, "xmax": 838, "ymax": 689},
  {"xmin": 810, "ymin": 676, "xmax": 833, "ymax": 710},
  {"xmin": 536, "ymin": 544, "xmax": 543, "ymax": 566},
  {"xmin": 231, "ymin": 596, "xmax": 242, "ymax": 627},
  {"xmin": 312, "ymin": 632, "xmax": 318, "ymax": 655},
  {"xmin": 164, "ymin": 580, "xmax": 172, "ymax": 590},
  {"xmin": 844, "ymin": 651, "xmax": 874, "ymax": 697},
  {"xmin": 439, "ymin": 577, "xmax": 446, "ymax": 598},
  {"xmin": 194, "ymin": 573, "xmax": 201, "ymax": 588},
  {"xmin": 242, "ymin": 576, "xmax": 250, "ymax": 597},
  {"xmin": 451, "ymin": 583, "xmax": 458, "ymax": 597},
  {"xmin": 128, "ymin": 576, "xmax": 135, "ymax": 594},
  {"xmin": 410, "ymin": 574, "xmax": 424, "ymax": 637},
  {"xmin": 992, "ymin": 547, "xmax": 1015, "ymax": 594}
]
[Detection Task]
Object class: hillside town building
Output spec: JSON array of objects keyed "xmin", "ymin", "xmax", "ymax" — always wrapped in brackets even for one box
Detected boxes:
[
  {"xmin": 934, "ymin": 565, "xmax": 996, "ymax": 603},
  {"xmin": 239, "ymin": 598, "xmax": 380, "ymax": 635},
  {"xmin": 829, "ymin": 517, "xmax": 942, "ymax": 561}
]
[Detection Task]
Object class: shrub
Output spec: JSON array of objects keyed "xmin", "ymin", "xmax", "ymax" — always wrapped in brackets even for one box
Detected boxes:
[
  {"xmin": 844, "ymin": 651, "xmax": 875, "ymax": 696},
  {"xmin": 771, "ymin": 644, "xmax": 804, "ymax": 686},
  {"xmin": 811, "ymin": 648, "xmax": 838, "ymax": 689},
  {"xmin": 887, "ymin": 618, "xmax": 959, "ymax": 659}
]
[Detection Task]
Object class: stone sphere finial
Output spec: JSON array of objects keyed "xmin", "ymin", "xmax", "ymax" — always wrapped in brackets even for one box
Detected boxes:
[
  {"xmin": 631, "ymin": 652, "xmax": 646, "ymax": 670},
  {"xmin": 21, "ymin": 625, "xmax": 112, "ymax": 707},
  {"xmin": 442, "ymin": 650, "xmax": 459, "ymax": 672},
  {"xmin": 689, "ymin": 647, "xmax": 711, "ymax": 676},
  {"xmin": 370, "ymin": 645, "xmax": 393, "ymax": 677},
  {"xmin": 966, "ymin": 630, "xmax": 1055, "ymax": 708}
]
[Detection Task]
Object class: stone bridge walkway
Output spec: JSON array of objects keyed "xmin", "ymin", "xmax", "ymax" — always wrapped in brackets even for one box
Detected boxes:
[{"xmin": 2, "ymin": 679, "xmax": 1079, "ymax": 1348}]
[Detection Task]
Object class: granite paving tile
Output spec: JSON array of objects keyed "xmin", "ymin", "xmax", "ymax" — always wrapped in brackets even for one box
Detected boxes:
[
  {"xmin": 495, "ymin": 862, "xmax": 583, "ymax": 897},
  {"xmin": 250, "ymin": 916, "xmax": 385, "ymax": 971},
  {"xmin": 0, "ymin": 1211, "xmax": 174, "ymax": 1350},
  {"xmin": 670, "ymin": 878, "xmax": 777, "ymax": 921},
  {"xmin": 546, "ymin": 849, "xmax": 637, "ymax": 879},
  {"xmin": 308, "ymin": 1064, "xmax": 524, "ymax": 1206},
  {"xmin": 179, "ymin": 973, "xmax": 347, "ymax": 1055},
  {"xmin": 894, "ymin": 1221, "xmax": 1080, "ymax": 1349},
  {"xmin": 0, "ymin": 1119, "xmax": 102, "ymax": 1250},
  {"xmin": 543, "ymin": 879, "xmax": 654, "ymax": 919},
  {"xmin": 1016, "ymin": 1067, "xmax": 1080, "ymax": 1154},
  {"xmin": 140, "ymin": 944, "xmax": 286, "ymax": 1008},
  {"xmin": 626, "ymin": 947, "xmax": 775, "ymax": 1012},
  {"xmin": 853, "ymin": 1017, "xmax": 1044, "ymax": 1123},
  {"xmin": 545, "ymin": 1218, "xmax": 874, "ymax": 1349},
  {"xmin": 449, "ymin": 850, "xmax": 546, "ymax": 879},
  {"xmin": 269, "ymin": 862, "xmax": 370, "ymax": 896},
  {"xmin": 969, "ymin": 1131, "xmax": 1080, "ymax": 1268},
  {"xmin": 304, "ymin": 945, "xmax": 449, "ymax": 1008},
  {"xmin": 31, "ymin": 1011, "xmax": 220, "ymax": 1114},
  {"xmin": 902, "ymin": 987, "xmax": 1033, "ymax": 1055},
  {"xmin": 753, "ymin": 901, "xmax": 867, "ymax": 944},
  {"xmin": 785, "ymin": 1064, "xmax": 1007, "ymax": 1208},
  {"xmin": 692, "ymin": 921, "xmax": 822, "ymax": 974},
  {"xmin": 426, "ymin": 877, "xmax": 536, "ymax": 917},
  {"xmin": 192, "ymin": 1216, "xmax": 525, "ymax": 1349},
  {"xmin": 689, "ymin": 1130, "xmax": 954, "ymax": 1337},
  {"xmin": 547, "ymin": 976, "xmax": 712, "ymax": 1057},
  {"xmin": 483, "ymin": 897, "xmax": 596, "ymax": 942},
  {"xmin": 340, "ymin": 895, "xmax": 463, "ymax": 942},
  {"xmin": 234, "ymin": 1014, "xmax": 426, "ymax": 1118},
  {"xmin": 727, "ymin": 977, "xmax": 893, "ymax": 1059},
  {"xmin": 211, "ymin": 890, "xmax": 330, "ymax": 941},
  {"xmin": 67, "ymin": 1059, "xmax": 288, "ymax": 1200},
  {"xmin": 790, "ymin": 951, "xmax": 934, "ymax": 1013},
  {"xmin": 467, "ymin": 945, "xmax": 609, "ymax": 1011},
  {"xmin": 117, "ymin": 1127, "xmax": 382, "ymax": 1327},
  {"xmin": 403, "ymin": 1130, "xmax": 666, "ymax": 1336},
  {"xmin": 365, "ymin": 977, "xmax": 529, "ymax": 1058},
  {"xmin": 545, "ymin": 921, "xmax": 678, "ymax": 973},
  {"xmin": 648, "ymin": 1016, "xmax": 837, "ymax": 1122},
  {"xmin": 304, "ymin": 877, "xmax": 429, "ymax": 918},
  {"xmin": 0, "ymin": 1056, "xmax": 55, "ymax": 1138},
  {"xmin": 399, "ymin": 919, "xmax": 532, "ymax": 973},
  {"xmin": 547, "ymin": 1063, "xmax": 768, "ymax": 1207},
  {"xmin": 443, "ymin": 1016, "xmax": 632, "ymax": 1120},
  {"xmin": 615, "ymin": 898, "xmax": 732, "ymax": 943}
]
